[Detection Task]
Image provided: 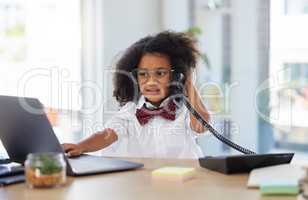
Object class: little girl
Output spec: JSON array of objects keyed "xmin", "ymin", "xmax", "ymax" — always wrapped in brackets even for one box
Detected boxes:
[{"xmin": 63, "ymin": 31, "xmax": 210, "ymax": 159}]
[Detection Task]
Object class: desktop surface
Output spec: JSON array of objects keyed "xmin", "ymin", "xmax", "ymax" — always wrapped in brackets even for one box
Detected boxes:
[{"xmin": 0, "ymin": 158, "xmax": 297, "ymax": 200}]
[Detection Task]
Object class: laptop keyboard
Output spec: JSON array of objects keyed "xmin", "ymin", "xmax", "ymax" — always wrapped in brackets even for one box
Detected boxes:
[
  {"xmin": 0, "ymin": 159, "xmax": 10, "ymax": 164},
  {"xmin": 68, "ymin": 155, "xmax": 132, "ymax": 174},
  {"xmin": 0, "ymin": 165, "xmax": 24, "ymax": 177}
]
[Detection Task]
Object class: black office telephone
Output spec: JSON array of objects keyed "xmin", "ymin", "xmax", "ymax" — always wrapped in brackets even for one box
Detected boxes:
[{"xmin": 170, "ymin": 72, "xmax": 294, "ymax": 174}]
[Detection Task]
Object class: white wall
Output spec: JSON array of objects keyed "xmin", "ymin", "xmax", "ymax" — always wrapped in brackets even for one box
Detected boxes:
[
  {"xmin": 161, "ymin": 0, "xmax": 190, "ymax": 31},
  {"xmin": 103, "ymin": 0, "xmax": 193, "ymax": 66},
  {"xmin": 103, "ymin": 0, "xmax": 162, "ymax": 66},
  {"xmin": 195, "ymin": 10, "xmax": 224, "ymax": 82},
  {"xmin": 230, "ymin": 0, "xmax": 259, "ymax": 152}
]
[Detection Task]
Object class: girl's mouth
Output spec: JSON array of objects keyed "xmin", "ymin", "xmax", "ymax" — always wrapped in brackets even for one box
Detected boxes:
[{"xmin": 144, "ymin": 88, "xmax": 161, "ymax": 95}]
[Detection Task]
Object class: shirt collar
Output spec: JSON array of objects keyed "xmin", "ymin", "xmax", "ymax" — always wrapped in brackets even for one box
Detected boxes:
[{"xmin": 136, "ymin": 95, "xmax": 181, "ymax": 110}]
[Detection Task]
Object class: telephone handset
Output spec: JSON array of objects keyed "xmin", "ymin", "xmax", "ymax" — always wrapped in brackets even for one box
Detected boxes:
[{"xmin": 171, "ymin": 72, "xmax": 255, "ymax": 154}]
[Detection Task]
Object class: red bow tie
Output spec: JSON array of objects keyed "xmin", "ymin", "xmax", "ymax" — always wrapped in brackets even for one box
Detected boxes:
[{"xmin": 135, "ymin": 101, "xmax": 177, "ymax": 125}]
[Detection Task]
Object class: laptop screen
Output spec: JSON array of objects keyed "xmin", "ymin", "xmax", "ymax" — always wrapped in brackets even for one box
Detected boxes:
[{"xmin": 0, "ymin": 95, "xmax": 64, "ymax": 163}]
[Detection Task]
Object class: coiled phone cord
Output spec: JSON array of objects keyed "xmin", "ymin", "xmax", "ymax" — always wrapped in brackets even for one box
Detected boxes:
[{"xmin": 182, "ymin": 95, "xmax": 256, "ymax": 155}]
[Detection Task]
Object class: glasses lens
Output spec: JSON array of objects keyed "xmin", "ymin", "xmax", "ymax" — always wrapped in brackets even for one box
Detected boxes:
[
  {"xmin": 155, "ymin": 69, "xmax": 169, "ymax": 78},
  {"xmin": 134, "ymin": 68, "xmax": 172, "ymax": 82},
  {"xmin": 137, "ymin": 70, "xmax": 148, "ymax": 78}
]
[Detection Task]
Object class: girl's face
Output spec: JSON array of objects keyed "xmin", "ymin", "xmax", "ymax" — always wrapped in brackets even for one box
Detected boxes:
[{"xmin": 136, "ymin": 53, "xmax": 172, "ymax": 106}]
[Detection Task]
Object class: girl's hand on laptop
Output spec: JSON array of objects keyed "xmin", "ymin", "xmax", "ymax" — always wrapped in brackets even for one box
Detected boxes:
[
  {"xmin": 62, "ymin": 143, "xmax": 84, "ymax": 157},
  {"xmin": 62, "ymin": 128, "xmax": 118, "ymax": 158}
]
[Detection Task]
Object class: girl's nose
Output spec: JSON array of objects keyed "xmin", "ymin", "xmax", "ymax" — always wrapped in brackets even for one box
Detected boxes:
[{"xmin": 146, "ymin": 73, "xmax": 159, "ymax": 84}]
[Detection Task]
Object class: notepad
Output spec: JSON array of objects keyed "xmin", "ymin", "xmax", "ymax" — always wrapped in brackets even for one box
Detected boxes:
[
  {"xmin": 151, "ymin": 167, "xmax": 196, "ymax": 182},
  {"xmin": 247, "ymin": 164, "xmax": 305, "ymax": 188},
  {"xmin": 260, "ymin": 180, "xmax": 299, "ymax": 196}
]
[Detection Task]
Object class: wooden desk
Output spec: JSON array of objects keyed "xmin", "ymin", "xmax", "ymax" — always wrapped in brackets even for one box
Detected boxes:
[{"xmin": 0, "ymin": 158, "xmax": 298, "ymax": 200}]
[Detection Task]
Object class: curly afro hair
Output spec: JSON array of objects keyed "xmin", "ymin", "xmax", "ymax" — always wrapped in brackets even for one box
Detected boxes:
[{"xmin": 113, "ymin": 30, "xmax": 200, "ymax": 106}]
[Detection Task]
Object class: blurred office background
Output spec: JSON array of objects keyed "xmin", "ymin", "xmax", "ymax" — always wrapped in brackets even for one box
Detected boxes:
[{"xmin": 1, "ymin": 0, "xmax": 308, "ymax": 158}]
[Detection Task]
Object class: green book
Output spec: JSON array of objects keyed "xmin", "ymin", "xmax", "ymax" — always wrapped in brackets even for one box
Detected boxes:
[{"xmin": 260, "ymin": 180, "xmax": 299, "ymax": 196}]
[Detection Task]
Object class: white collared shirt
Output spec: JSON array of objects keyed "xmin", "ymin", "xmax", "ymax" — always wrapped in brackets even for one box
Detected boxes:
[{"xmin": 100, "ymin": 96, "xmax": 205, "ymax": 159}]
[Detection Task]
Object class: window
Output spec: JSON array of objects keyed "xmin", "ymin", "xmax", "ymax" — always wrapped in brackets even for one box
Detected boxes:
[
  {"xmin": 0, "ymin": 0, "xmax": 82, "ymax": 144},
  {"xmin": 270, "ymin": 1, "xmax": 308, "ymax": 151},
  {"xmin": 283, "ymin": 63, "xmax": 308, "ymax": 81},
  {"xmin": 284, "ymin": 0, "xmax": 308, "ymax": 15},
  {"xmin": 273, "ymin": 63, "xmax": 308, "ymax": 148}
]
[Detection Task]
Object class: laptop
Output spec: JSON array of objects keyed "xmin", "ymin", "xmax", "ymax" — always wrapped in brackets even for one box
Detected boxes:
[{"xmin": 0, "ymin": 95, "xmax": 143, "ymax": 176}]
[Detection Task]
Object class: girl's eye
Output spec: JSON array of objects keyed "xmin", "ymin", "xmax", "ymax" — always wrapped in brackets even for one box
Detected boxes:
[
  {"xmin": 137, "ymin": 71, "xmax": 148, "ymax": 77},
  {"xmin": 156, "ymin": 70, "xmax": 167, "ymax": 77}
]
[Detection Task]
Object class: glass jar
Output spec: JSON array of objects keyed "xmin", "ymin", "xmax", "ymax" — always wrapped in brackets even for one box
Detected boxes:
[{"xmin": 25, "ymin": 152, "xmax": 66, "ymax": 188}]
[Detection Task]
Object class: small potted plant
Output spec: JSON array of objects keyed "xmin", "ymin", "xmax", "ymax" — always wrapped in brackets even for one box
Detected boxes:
[{"xmin": 25, "ymin": 153, "xmax": 66, "ymax": 188}]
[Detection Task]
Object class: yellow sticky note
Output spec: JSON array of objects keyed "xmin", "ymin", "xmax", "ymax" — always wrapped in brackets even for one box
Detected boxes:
[{"xmin": 151, "ymin": 167, "xmax": 196, "ymax": 182}]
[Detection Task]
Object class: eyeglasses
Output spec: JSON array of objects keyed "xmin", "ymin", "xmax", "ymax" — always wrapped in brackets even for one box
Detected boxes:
[{"xmin": 132, "ymin": 68, "xmax": 174, "ymax": 83}]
